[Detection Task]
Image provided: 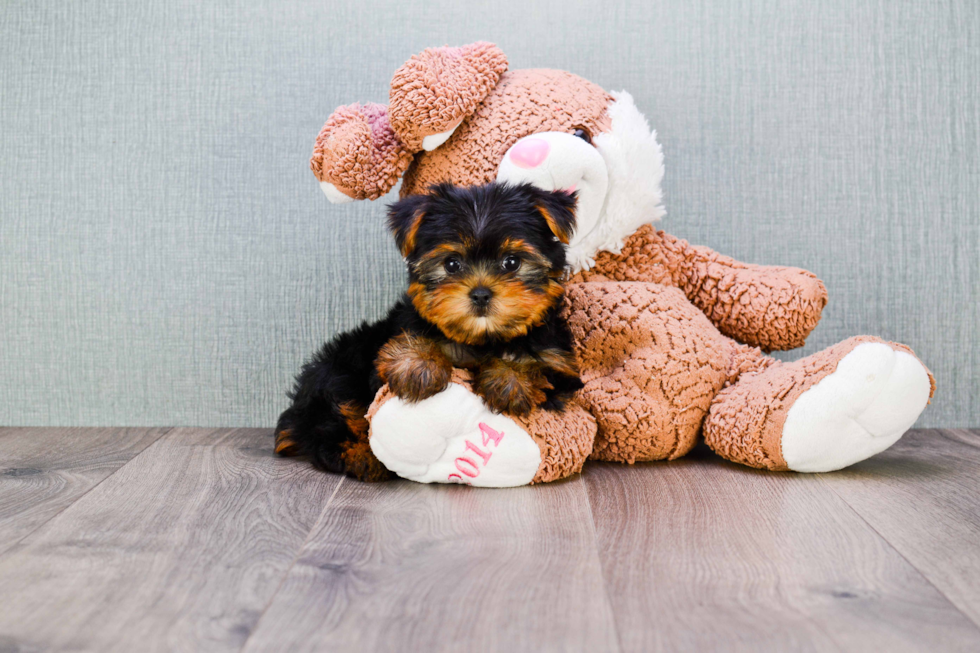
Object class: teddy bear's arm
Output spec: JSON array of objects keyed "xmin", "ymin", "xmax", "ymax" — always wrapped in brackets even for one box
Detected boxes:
[{"xmin": 574, "ymin": 225, "xmax": 828, "ymax": 352}]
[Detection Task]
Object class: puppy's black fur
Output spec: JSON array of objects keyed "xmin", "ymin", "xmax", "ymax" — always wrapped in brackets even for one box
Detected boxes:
[{"xmin": 275, "ymin": 182, "xmax": 583, "ymax": 481}]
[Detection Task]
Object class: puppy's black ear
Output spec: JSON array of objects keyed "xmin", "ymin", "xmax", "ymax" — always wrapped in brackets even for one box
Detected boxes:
[
  {"xmin": 387, "ymin": 194, "xmax": 428, "ymax": 257},
  {"xmin": 533, "ymin": 188, "xmax": 577, "ymax": 245}
]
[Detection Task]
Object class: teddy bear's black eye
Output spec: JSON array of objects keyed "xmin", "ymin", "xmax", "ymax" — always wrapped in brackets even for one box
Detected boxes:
[
  {"xmin": 572, "ymin": 128, "xmax": 592, "ymax": 144},
  {"xmin": 501, "ymin": 255, "xmax": 521, "ymax": 272},
  {"xmin": 444, "ymin": 257, "xmax": 462, "ymax": 274}
]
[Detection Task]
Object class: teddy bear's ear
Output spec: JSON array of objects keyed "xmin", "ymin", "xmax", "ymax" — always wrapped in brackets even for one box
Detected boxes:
[
  {"xmin": 388, "ymin": 42, "xmax": 508, "ymax": 153},
  {"xmin": 310, "ymin": 102, "xmax": 414, "ymax": 202}
]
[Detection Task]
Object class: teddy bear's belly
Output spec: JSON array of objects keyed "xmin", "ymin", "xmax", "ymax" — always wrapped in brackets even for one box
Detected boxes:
[{"xmin": 564, "ymin": 281, "xmax": 745, "ymax": 463}]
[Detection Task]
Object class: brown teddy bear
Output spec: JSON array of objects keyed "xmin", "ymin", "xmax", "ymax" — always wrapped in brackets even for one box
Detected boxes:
[{"xmin": 310, "ymin": 42, "xmax": 934, "ymax": 487}]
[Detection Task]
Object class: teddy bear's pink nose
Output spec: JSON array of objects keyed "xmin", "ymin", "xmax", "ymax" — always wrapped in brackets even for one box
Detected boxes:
[{"xmin": 508, "ymin": 138, "xmax": 550, "ymax": 169}]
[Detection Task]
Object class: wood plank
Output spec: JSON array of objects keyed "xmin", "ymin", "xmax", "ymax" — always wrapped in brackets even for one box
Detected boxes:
[
  {"xmin": 0, "ymin": 427, "xmax": 169, "ymax": 555},
  {"xmin": 0, "ymin": 428, "xmax": 340, "ymax": 653},
  {"xmin": 242, "ymin": 477, "xmax": 620, "ymax": 653},
  {"xmin": 584, "ymin": 444, "xmax": 980, "ymax": 652},
  {"xmin": 819, "ymin": 429, "xmax": 980, "ymax": 627}
]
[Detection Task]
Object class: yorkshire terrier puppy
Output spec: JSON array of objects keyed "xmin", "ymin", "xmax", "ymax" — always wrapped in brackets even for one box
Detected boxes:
[{"xmin": 274, "ymin": 182, "xmax": 583, "ymax": 481}]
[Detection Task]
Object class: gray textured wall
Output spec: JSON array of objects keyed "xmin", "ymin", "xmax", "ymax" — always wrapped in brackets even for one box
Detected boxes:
[{"xmin": 1, "ymin": 0, "xmax": 977, "ymax": 427}]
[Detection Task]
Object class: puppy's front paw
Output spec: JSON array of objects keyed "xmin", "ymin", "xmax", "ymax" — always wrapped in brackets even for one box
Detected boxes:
[
  {"xmin": 384, "ymin": 358, "xmax": 452, "ymax": 402},
  {"xmin": 377, "ymin": 334, "xmax": 452, "ymax": 402},
  {"xmin": 475, "ymin": 360, "xmax": 550, "ymax": 417}
]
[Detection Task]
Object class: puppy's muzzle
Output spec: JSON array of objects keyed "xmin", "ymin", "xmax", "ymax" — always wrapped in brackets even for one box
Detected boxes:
[{"xmin": 469, "ymin": 286, "xmax": 493, "ymax": 313}]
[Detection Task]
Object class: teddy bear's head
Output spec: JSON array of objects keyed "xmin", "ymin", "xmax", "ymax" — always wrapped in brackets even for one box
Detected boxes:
[{"xmin": 311, "ymin": 42, "xmax": 665, "ymax": 270}]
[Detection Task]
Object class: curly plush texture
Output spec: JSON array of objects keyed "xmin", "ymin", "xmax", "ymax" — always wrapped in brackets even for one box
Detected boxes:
[
  {"xmin": 562, "ymin": 281, "xmax": 771, "ymax": 462},
  {"xmin": 703, "ymin": 336, "xmax": 935, "ymax": 470},
  {"xmin": 573, "ymin": 225, "xmax": 829, "ymax": 352},
  {"xmin": 515, "ymin": 400, "xmax": 597, "ymax": 484},
  {"xmin": 310, "ymin": 102, "xmax": 413, "ymax": 200},
  {"xmin": 389, "ymin": 42, "xmax": 509, "ymax": 152},
  {"xmin": 400, "ymin": 69, "xmax": 613, "ymax": 195}
]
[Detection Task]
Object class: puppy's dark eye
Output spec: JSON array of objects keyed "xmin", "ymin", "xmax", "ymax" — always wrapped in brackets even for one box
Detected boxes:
[
  {"xmin": 572, "ymin": 128, "xmax": 592, "ymax": 144},
  {"xmin": 444, "ymin": 257, "xmax": 462, "ymax": 274},
  {"xmin": 501, "ymin": 255, "xmax": 521, "ymax": 272}
]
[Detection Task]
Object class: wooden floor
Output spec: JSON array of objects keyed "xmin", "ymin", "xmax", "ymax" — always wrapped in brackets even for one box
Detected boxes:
[{"xmin": 1, "ymin": 429, "xmax": 979, "ymax": 652}]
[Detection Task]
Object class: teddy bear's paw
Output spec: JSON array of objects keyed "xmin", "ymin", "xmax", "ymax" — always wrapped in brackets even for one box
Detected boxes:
[
  {"xmin": 369, "ymin": 382, "xmax": 541, "ymax": 487},
  {"xmin": 781, "ymin": 342, "xmax": 932, "ymax": 472}
]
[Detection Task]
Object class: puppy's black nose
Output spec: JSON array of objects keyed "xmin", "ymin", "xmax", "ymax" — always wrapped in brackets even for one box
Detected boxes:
[{"xmin": 469, "ymin": 286, "xmax": 493, "ymax": 308}]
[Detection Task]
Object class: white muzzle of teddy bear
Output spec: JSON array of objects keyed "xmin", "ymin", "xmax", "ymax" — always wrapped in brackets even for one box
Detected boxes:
[
  {"xmin": 497, "ymin": 91, "xmax": 666, "ymax": 271},
  {"xmin": 496, "ymin": 130, "xmax": 609, "ymax": 250}
]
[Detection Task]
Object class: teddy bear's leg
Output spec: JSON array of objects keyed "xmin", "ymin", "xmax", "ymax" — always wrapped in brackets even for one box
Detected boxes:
[
  {"xmin": 703, "ymin": 336, "xmax": 935, "ymax": 472},
  {"xmin": 366, "ymin": 370, "xmax": 596, "ymax": 486},
  {"xmin": 563, "ymin": 281, "xmax": 748, "ymax": 464}
]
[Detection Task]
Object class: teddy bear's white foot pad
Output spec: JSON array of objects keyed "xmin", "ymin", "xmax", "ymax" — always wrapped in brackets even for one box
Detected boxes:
[
  {"xmin": 781, "ymin": 342, "xmax": 931, "ymax": 472},
  {"xmin": 370, "ymin": 383, "xmax": 541, "ymax": 487}
]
